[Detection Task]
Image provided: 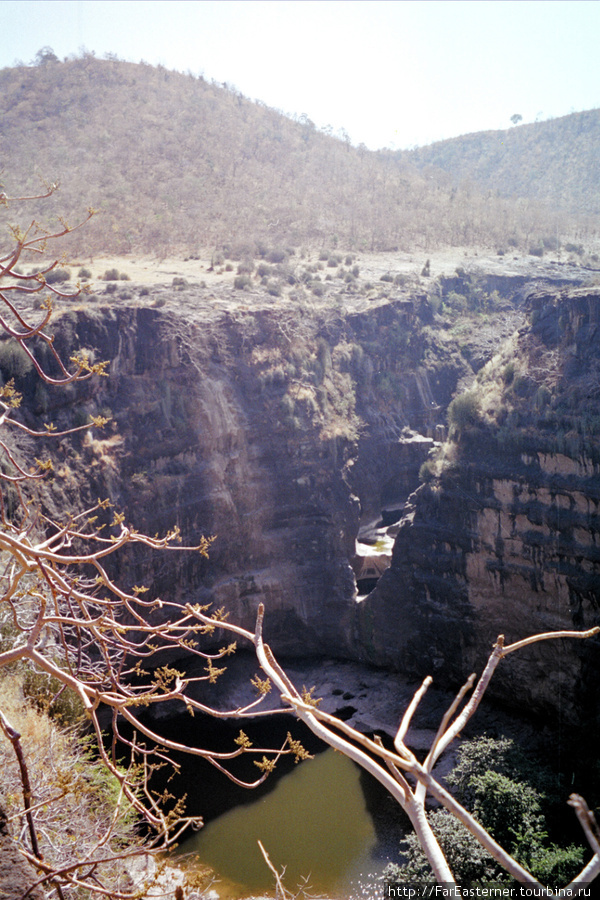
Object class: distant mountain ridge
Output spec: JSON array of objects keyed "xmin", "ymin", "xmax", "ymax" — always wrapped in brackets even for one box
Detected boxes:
[
  {"xmin": 404, "ymin": 108, "xmax": 600, "ymax": 217},
  {"xmin": 0, "ymin": 53, "xmax": 597, "ymax": 256}
]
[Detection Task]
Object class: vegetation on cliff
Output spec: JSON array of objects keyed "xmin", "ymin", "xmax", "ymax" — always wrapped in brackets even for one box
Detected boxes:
[{"xmin": 386, "ymin": 736, "xmax": 585, "ymax": 886}]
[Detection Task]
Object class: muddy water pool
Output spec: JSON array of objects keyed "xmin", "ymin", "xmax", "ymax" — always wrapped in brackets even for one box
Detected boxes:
[{"xmin": 176, "ymin": 746, "xmax": 401, "ymax": 898}]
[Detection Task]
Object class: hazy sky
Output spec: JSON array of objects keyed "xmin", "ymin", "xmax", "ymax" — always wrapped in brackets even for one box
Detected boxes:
[{"xmin": 1, "ymin": 0, "xmax": 599, "ymax": 150}]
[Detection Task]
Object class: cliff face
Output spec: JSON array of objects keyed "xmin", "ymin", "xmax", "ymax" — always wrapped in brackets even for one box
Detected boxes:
[
  {"xmin": 25, "ymin": 295, "xmax": 461, "ymax": 657},
  {"xmin": 357, "ymin": 285, "xmax": 600, "ymax": 723},
  {"xmin": 13, "ymin": 275, "xmax": 600, "ymax": 723}
]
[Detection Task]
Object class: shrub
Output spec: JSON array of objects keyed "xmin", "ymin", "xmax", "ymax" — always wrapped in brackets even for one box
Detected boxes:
[
  {"xmin": 265, "ymin": 248, "xmax": 287, "ymax": 263},
  {"xmin": 419, "ymin": 459, "xmax": 437, "ymax": 482},
  {"xmin": 528, "ymin": 245, "xmax": 544, "ymax": 258},
  {"xmin": 386, "ymin": 808, "xmax": 504, "ymax": 885},
  {"xmin": 387, "ymin": 737, "xmax": 586, "ymax": 887},
  {"xmin": 502, "ymin": 361, "xmax": 516, "ymax": 385},
  {"xmin": 380, "ymin": 272, "xmax": 394, "ymax": 282},
  {"xmin": 512, "ymin": 374, "xmax": 535, "ymax": 398},
  {"xmin": 45, "ymin": 267, "xmax": 71, "ymax": 284},
  {"xmin": 77, "ymin": 267, "xmax": 92, "ymax": 279},
  {"xmin": 266, "ymin": 279, "xmax": 282, "ymax": 297},
  {"xmin": 447, "ymin": 391, "xmax": 482, "ymax": 433},
  {"xmin": 102, "ymin": 268, "xmax": 120, "ymax": 281},
  {"xmin": 0, "ymin": 340, "xmax": 34, "ymax": 378},
  {"xmin": 234, "ymin": 274, "xmax": 252, "ymax": 290},
  {"xmin": 542, "ymin": 236, "xmax": 559, "ymax": 251}
]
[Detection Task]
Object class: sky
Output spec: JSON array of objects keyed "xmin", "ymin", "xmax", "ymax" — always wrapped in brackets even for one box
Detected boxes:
[{"xmin": 1, "ymin": 0, "xmax": 599, "ymax": 150}]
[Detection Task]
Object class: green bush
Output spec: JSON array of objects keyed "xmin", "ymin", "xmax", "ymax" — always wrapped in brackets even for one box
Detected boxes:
[
  {"xmin": 386, "ymin": 736, "xmax": 585, "ymax": 887},
  {"xmin": 103, "ymin": 268, "xmax": 120, "ymax": 281},
  {"xmin": 23, "ymin": 667, "xmax": 86, "ymax": 725},
  {"xmin": 77, "ymin": 267, "xmax": 92, "ymax": 279},
  {"xmin": 447, "ymin": 391, "xmax": 482, "ymax": 433}
]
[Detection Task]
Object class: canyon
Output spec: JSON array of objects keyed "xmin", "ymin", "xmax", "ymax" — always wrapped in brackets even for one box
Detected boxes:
[{"xmin": 12, "ymin": 252, "xmax": 600, "ymax": 733}]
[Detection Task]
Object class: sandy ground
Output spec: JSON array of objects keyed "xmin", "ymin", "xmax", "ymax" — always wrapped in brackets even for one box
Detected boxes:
[{"xmin": 68, "ymin": 246, "xmax": 520, "ymax": 289}]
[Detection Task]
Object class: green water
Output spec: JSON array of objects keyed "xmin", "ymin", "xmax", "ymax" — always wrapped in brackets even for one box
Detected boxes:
[{"xmin": 177, "ymin": 748, "xmax": 381, "ymax": 897}]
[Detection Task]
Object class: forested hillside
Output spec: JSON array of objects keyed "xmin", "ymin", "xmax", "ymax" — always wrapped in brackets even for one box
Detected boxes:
[
  {"xmin": 1, "ymin": 52, "xmax": 597, "ymax": 257},
  {"xmin": 405, "ymin": 108, "xmax": 600, "ymax": 217}
]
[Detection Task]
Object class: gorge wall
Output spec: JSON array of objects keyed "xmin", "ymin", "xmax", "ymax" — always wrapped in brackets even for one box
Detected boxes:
[
  {"xmin": 358, "ymin": 284, "xmax": 600, "ymax": 725},
  {"xmin": 27, "ymin": 295, "xmax": 451, "ymax": 657},
  {"xmin": 11, "ymin": 271, "xmax": 600, "ymax": 724}
]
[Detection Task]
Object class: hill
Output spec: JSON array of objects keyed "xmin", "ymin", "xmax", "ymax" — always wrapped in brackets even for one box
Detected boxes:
[
  {"xmin": 0, "ymin": 53, "xmax": 597, "ymax": 257},
  {"xmin": 404, "ymin": 109, "xmax": 600, "ymax": 218}
]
